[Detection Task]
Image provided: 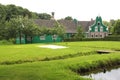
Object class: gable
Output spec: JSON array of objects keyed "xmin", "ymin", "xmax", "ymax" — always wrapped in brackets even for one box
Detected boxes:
[{"xmin": 89, "ymin": 16, "xmax": 108, "ymax": 32}]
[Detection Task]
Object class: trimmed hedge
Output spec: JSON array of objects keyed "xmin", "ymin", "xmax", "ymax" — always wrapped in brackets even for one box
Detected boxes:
[
  {"xmin": 104, "ymin": 35, "xmax": 120, "ymax": 41},
  {"xmin": 64, "ymin": 35, "xmax": 120, "ymax": 41}
]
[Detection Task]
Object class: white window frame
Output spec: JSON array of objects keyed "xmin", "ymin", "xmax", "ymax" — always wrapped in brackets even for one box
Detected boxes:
[
  {"xmin": 40, "ymin": 35, "xmax": 45, "ymax": 40},
  {"xmin": 52, "ymin": 34, "xmax": 57, "ymax": 40},
  {"xmin": 100, "ymin": 27, "xmax": 103, "ymax": 32}
]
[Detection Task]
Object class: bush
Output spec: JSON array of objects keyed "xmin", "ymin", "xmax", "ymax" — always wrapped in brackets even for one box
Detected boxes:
[
  {"xmin": 8, "ymin": 38, "xmax": 15, "ymax": 44},
  {"xmin": 104, "ymin": 35, "xmax": 120, "ymax": 41},
  {"xmin": 0, "ymin": 39, "xmax": 14, "ymax": 45}
]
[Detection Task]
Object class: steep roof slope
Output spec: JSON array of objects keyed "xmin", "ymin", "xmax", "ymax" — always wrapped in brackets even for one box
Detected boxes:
[
  {"xmin": 34, "ymin": 19, "xmax": 94, "ymax": 33},
  {"xmin": 78, "ymin": 21, "xmax": 94, "ymax": 32}
]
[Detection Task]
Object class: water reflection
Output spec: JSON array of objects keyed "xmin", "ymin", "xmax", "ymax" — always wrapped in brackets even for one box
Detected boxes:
[{"xmin": 84, "ymin": 68, "xmax": 120, "ymax": 80}]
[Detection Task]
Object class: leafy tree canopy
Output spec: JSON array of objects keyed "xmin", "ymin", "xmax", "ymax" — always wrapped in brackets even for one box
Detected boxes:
[
  {"xmin": 64, "ymin": 16, "xmax": 73, "ymax": 20},
  {"xmin": 75, "ymin": 25, "xmax": 84, "ymax": 39},
  {"xmin": 0, "ymin": 3, "xmax": 51, "ymax": 21},
  {"xmin": 113, "ymin": 19, "xmax": 120, "ymax": 35},
  {"xmin": 38, "ymin": 13, "xmax": 51, "ymax": 20}
]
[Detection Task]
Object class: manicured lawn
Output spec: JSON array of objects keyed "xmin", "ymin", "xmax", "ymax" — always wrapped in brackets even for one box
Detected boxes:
[{"xmin": 0, "ymin": 41, "xmax": 120, "ymax": 80}]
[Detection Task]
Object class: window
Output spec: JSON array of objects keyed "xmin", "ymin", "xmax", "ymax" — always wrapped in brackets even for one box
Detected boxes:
[
  {"xmin": 95, "ymin": 27, "xmax": 98, "ymax": 32},
  {"xmin": 91, "ymin": 35, "xmax": 93, "ymax": 38},
  {"xmin": 40, "ymin": 35, "xmax": 45, "ymax": 40},
  {"xmin": 52, "ymin": 35, "xmax": 57, "ymax": 40},
  {"xmin": 21, "ymin": 37, "xmax": 24, "ymax": 40},
  {"xmin": 100, "ymin": 27, "xmax": 103, "ymax": 32},
  {"xmin": 27, "ymin": 37, "xmax": 31, "ymax": 41},
  {"xmin": 96, "ymin": 35, "xmax": 98, "ymax": 37}
]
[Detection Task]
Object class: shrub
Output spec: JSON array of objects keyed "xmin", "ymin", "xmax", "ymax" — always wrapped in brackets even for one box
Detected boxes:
[
  {"xmin": 0, "ymin": 39, "xmax": 14, "ymax": 45},
  {"xmin": 104, "ymin": 35, "xmax": 120, "ymax": 41}
]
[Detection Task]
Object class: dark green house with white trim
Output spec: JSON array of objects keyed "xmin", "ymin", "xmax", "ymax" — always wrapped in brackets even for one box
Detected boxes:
[{"xmin": 88, "ymin": 16, "xmax": 108, "ymax": 38}]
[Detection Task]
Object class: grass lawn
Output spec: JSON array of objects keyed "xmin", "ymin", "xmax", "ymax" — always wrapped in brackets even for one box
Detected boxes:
[{"xmin": 0, "ymin": 41, "xmax": 120, "ymax": 80}]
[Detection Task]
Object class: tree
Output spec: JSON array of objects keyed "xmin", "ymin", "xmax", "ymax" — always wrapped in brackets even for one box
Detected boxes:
[
  {"xmin": 110, "ymin": 19, "xmax": 116, "ymax": 34},
  {"xmin": 0, "ymin": 4, "xmax": 6, "ymax": 22},
  {"xmin": 0, "ymin": 3, "xmax": 53, "ymax": 20},
  {"xmin": 5, "ymin": 20, "xmax": 18, "ymax": 39},
  {"xmin": 75, "ymin": 25, "xmax": 84, "ymax": 40},
  {"xmin": 64, "ymin": 16, "xmax": 73, "ymax": 20},
  {"xmin": 1, "ymin": 16, "xmax": 39, "ymax": 43},
  {"xmin": 20, "ymin": 17, "xmax": 40, "ymax": 43},
  {"xmin": 38, "ymin": 13, "xmax": 51, "ymax": 20},
  {"xmin": 103, "ymin": 21, "xmax": 111, "ymax": 33},
  {"xmin": 31, "ymin": 12, "xmax": 39, "ymax": 19},
  {"xmin": 53, "ymin": 21, "xmax": 65, "ymax": 38},
  {"xmin": 5, "ymin": 4, "xmax": 32, "ymax": 21},
  {"xmin": 0, "ymin": 22, "xmax": 8, "ymax": 40},
  {"xmin": 113, "ymin": 19, "xmax": 120, "ymax": 35}
]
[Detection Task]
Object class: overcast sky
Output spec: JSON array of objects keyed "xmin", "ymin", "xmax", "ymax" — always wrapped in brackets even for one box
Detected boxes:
[{"xmin": 0, "ymin": 0, "xmax": 120, "ymax": 21}]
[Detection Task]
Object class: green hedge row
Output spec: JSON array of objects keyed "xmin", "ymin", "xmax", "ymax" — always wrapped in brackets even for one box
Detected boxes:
[
  {"xmin": 104, "ymin": 35, "xmax": 120, "ymax": 41},
  {"xmin": 64, "ymin": 35, "xmax": 120, "ymax": 41}
]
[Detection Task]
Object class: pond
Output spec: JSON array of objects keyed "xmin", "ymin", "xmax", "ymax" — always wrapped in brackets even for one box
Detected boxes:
[{"xmin": 83, "ymin": 67, "xmax": 120, "ymax": 80}]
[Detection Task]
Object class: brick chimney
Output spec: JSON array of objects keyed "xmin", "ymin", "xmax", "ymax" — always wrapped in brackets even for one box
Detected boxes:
[
  {"xmin": 91, "ymin": 18, "xmax": 93, "ymax": 21},
  {"xmin": 51, "ymin": 12, "xmax": 55, "ymax": 20}
]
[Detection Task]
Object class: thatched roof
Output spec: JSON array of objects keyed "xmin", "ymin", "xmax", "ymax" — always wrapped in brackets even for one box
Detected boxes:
[
  {"xmin": 34, "ymin": 19, "xmax": 94, "ymax": 33},
  {"xmin": 78, "ymin": 21, "xmax": 94, "ymax": 32}
]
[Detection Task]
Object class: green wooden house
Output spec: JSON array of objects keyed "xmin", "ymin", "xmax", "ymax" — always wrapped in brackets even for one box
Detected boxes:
[{"xmin": 16, "ymin": 19, "xmax": 77, "ymax": 44}]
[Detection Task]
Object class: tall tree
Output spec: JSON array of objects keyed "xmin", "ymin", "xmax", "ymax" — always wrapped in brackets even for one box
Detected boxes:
[
  {"xmin": 75, "ymin": 25, "xmax": 84, "ymax": 40},
  {"xmin": 113, "ymin": 19, "xmax": 120, "ymax": 35},
  {"xmin": 103, "ymin": 21, "xmax": 111, "ymax": 33},
  {"xmin": 0, "ymin": 16, "xmax": 39, "ymax": 43},
  {"xmin": 0, "ymin": 4, "xmax": 6, "ymax": 22},
  {"xmin": 53, "ymin": 21, "xmax": 65, "ymax": 38}
]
